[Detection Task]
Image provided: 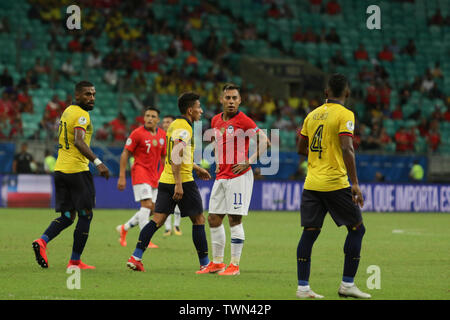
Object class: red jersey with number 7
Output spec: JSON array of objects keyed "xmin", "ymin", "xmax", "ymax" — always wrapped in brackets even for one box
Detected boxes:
[
  {"xmin": 211, "ymin": 111, "xmax": 259, "ymax": 180},
  {"xmin": 125, "ymin": 126, "xmax": 166, "ymax": 187}
]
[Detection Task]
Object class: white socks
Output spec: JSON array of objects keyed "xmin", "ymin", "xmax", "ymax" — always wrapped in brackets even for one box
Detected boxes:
[
  {"xmin": 230, "ymin": 223, "xmax": 245, "ymax": 266},
  {"xmin": 210, "ymin": 224, "xmax": 226, "ymax": 264},
  {"xmin": 125, "ymin": 207, "xmax": 151, "ymax": 231},
  {"xmin": 164, "ymin": 212, "xmax": 181, "ymax": 230},
  {"xmin": 210, "ymin": 223, "xmax": 245, "ymax": 266}
]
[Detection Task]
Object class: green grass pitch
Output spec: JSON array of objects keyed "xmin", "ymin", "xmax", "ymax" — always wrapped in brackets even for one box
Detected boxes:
[{"xmin": 0, "ymin": 208, "xmax": 448, "ymax": 300}]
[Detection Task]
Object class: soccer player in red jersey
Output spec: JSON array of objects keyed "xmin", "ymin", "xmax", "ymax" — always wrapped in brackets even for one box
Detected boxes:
[
  {"xmin": 115, "ymin": 107, "xmax": 166, "ymax": 248},
  {"xmin": 199, "ymin": 84, "xmax": 270, "ymax": 275}
]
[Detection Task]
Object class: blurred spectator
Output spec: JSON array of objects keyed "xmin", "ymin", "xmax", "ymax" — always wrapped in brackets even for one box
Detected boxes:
[
  {"xmin": 68, "ymin": 35, "xmax": 82, "ymax": 52},
  {"xmin": 0, "ymin": 17, "xmax": 10, "ymax": 33},
  {"xmin": 0, "ymin": 117, "xmax": 11, "ymax": 139},
  {"xmin": 104, "ymin": 68, "xmax": 118, "ymax": 87},
  {"xmin": 359, "ymin": 66, "xmax": 374, "ymax": 82},
  {"xmin": 267, "ymin": 4, "xmax": 282, "ymax": 19},
  {"xmin": 309, "ymin": 0, "xmax": 323, "ymax": 13},
  {"xmin": 374, "ymin": 171, "xmax": 385, "ymax": 182},
  {"xmin": 379, "ymin": 82, "xmax": 391, "ymax": 108},
  {"xmin": 326, "ymin": 0, "xmax": 341, "ymax": 15},
  {"xmin": 95, "ymin": 122, "xmax": 111, "ymax": 141},
  {"xmin": 325, "ymin": 28, "xmax": 340, "ymax": 43},
  {"xmin": 38, "ymin": 109, "xmax": 57, "ymax": 139},
  {"xmin": 44, "ymin": 149, "xmax": 56, "ymax": 173},
  {"xmin": 17, "ymin": 88, "xmax": 33, "ymax": 113},
  {"xmin": 185, "ymin": 50, "xmax": 199, "ymax": 66},
  {"xmin": 391, "ymin": 104, "xmax": 403, "ymax": 120},
  {"xmin": 417, "ymin": 118, "xmax": 429, "ymax": 136},
  {"xmin": 388, "ymin": 39, "xmax": 400, "ymax": 54},
  {"xmin": 429, "ymin": 9, "xmax": 444, "ymax": 26},
  {"xmin": 60, "ymin": 58, "xmax": 77, "ymax": 78},
  {"xmin": 292, "ymin": 27, "xmax": 305, "ymax": 42},
  {"xmin": 365, "ymin": 81, "xmax": 378, "ymax": 109},
  {"xmin": 444, "ymin": 105, "xmax": 450, "ymax": 122},
  {"xmin": 0, "ymin": 68, "xmax": 13, "ymax": 88},
  {"xmin": 33, "ymin": 58, "xmax": 50, "ymax": 75},
  {"xmin": 379, "ymin": 127, "xmax": 392, "ymax": 145},
  {"xmin": 18, "ymin": 70, "xmax": 39, "ymax": 90},
  {"xmin": 354, "ymin": 44, "xmax": 369, "ymax": 60},
  {"xmin": 45, "ymin": 95, "xmax": 64, "ymax": 121},
  {"xmin": 20, "ymin": 32, "xmax": 35, "ymax": 51},
  {"xmin": 401, "ymin": 39, "xmax": 416, "ymax": 56},
  {"xmin": 110, "ymin": 112, "xmax": 128, "ymax": 142},
  {"xmin": 290, "ymin": 159, "xmax": 308, "ymax": 180},
  {"xmin": 427, "ymin": 122, "xmax": 441, "ymax": 152},
  {"xmin": 378, "ymin": 45, "xmax": 394, "ymax": 62},
  {"xmin": 12, "ymin": 142, "xmax": 34, "ymax": 174},
  {"xmin": 395, "ymin": 126, "xmax": 413, "ymax": 152},
  {"xmin": 330, "ymin": 50, "xmax": 347, "ymax": 68},
  {"xmin": 87, "ymin": 50, "xmax": 102, "ymax": 68},
  {"xmin": 409, "ymin": 160, "xmax": 424, "ymax": 182},
  {"xmin": 430, "ymin": 62, "xmax": 443, "ymax": 79},
  {"xmin": 303, "ymin": 28, "xmax": 318, "ymax": 43},
  {"xmin": 421, "ymin": 74, "xmax": 435, "ymax": 93}
]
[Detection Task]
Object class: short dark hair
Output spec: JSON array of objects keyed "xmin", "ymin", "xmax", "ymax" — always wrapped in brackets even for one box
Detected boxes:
[
  {"xmin": 327, "ymin": 73, "xmax": 348, "ymax": 97},
  {"xmin": 178, "ymin": 92, "xmax": 200, "ymax": 114},
  {"xmin": 75, "ymin": 81, "xmax": 94, "ymax": 93},
  {"xmin": 222, "ymin": 83, "xmax": 240, "ymax": 92},
  {"xmin": 163, "ymin": 115, "xmax": 176, "ymax": 121},
  {"xmin": 144, "ymin": 106, "xmax": 160, "ymax": 115}
]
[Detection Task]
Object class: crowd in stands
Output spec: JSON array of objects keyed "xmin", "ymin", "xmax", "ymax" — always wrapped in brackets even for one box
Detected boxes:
[{"xmin": 0, "ymin": 0, "xmax": 449, "ymax": 154}]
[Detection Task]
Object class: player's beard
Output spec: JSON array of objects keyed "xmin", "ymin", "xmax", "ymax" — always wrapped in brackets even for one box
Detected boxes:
[{"xmin": 80, "ymin": 102, "xmax": 94, "ymax": 111}]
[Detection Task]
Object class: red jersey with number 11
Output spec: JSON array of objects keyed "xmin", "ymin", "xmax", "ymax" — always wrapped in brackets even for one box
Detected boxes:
[
  {"xmin": 211, "ymin": 111, "xmax": 259, "ymax": 180},
  {"xmin": 125, "ymin": 126, "xmax": 166, "ymax": 187}
]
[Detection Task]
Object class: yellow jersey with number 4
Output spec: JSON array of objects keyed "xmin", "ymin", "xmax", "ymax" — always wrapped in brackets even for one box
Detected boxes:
[
  {"xmin": 300, "ymin": 100, "xmax": 355, "ymax": 192},
  {"xmin": 54, "ymin": 105, "xmax": 93, "ymax": 173},
  {"xmin": 159, "ymin": 117, "xmax": 195, "ymax": 184}
]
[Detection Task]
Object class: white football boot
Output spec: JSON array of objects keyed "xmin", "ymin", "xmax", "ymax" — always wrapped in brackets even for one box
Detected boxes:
[
  {"xmin": 338, "ymin": 283, "xmax": 371, "ymax": 299},
  {"xmin": 296, "ymin": 288, "xmax": 324, "ymax": 299}
]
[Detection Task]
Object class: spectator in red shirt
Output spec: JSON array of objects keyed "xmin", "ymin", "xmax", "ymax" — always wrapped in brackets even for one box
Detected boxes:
[
  {"xmin": 354, "ymin": 44, "xmax": 369, "ymax": 60},
  {"xmin": 267, "ymin": 4, "xmax": 282, "ymax": 19},
  {"xmin": 292, "ymin": 27, "xmax": 305, "ymax": 42},
  {"xmin": 68, "ymin": 35, "xmax": 82, "ymax": 52},
  {"xmin": 429, "ymin": 9, "xmax": 444, "ymax": 26},
  {"xmin": 303, "ymin": 28, "xmax": 317, "ymax": 42},
  {"xmin": 309, "ymin": 0, "xmax": 322, "ymax": 13},
  {"xmin": 395, "ymin": 126, "xmax": 411, "ymax": 152},
  {"xmin": 379, "ymin": 82, "xmax": 391, "ymax": 108},
  {"xmin": 378, "ymin": 45, "xmax": 394, "ymax": 62},
  {"xmin": 365, "ymin": 81, "xmax": 378, "ymax": 108},
  {"xmin": 391, "ymin": 104, "xmax": 403, "ymax": 120},
  {"xmin": 182, "ymin": 35, "xmax": 194, "ymax": 51},
  {"xmin": 427, "ymin": 120, "xmax": 441, "ymax": 152},
  {"xmin": 326, "ymin": 0, "xmax": 341, "ymax": 15},
  {"xmin": 444, "ymin": 105, "xmax": 450, "ymax": 122},
  {"xmin": 110, "ymin": 112, "xmax": 128, "ymax": 142},
  {"xmin": 17, "ymin": 88, "xmax": 33, "ymax": 113},
  {"xmin": 379, "ymin": 127, "xmax": 392, "ymax": 144},
  {"xmin": 95, "ymin": 122, "xmax": 111, "ymax": 141},
  {"xmin": 45, "ymin": 95, "xmax": 64, "ymax": 120}
]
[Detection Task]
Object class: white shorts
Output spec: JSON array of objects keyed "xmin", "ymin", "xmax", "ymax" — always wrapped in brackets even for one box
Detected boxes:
[
  {"xmin": 132, "ymin": 183, "xmax": 158, "ymax": 202},
  {"xmin": 208, "ymin": 169, "xmax": 254, "ymax": 216}
]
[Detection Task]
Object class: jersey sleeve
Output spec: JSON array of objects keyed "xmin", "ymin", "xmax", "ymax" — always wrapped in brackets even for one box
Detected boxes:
[
  {"xmin": 172, "ymin": 123, "xmax": 192, "ymax": 145},
  {"xmin": 73, "ymin": 110, "xmax": 90, "ymax": 132},
  {"xmin": 299, "ymin": 117, "xmax": 309, "ymax": 138},
  {"xmin": 338, "ymin": 110, "xmax": 355, "ymax": 137},
  {"xmin": 125, "ymin": 129, "xmax": 139, "ymax": 153},
  {"xmin": 242, "ymin": 114, "xmax": 260, "ymax": 137}
]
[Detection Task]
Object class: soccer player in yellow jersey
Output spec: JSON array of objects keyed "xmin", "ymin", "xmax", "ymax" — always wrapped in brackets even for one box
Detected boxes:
[
  {"xmin": 32, "ymin": 81, "xmax": 110, "ymax": 270},
  {"xmin": 295, "ymin": 74, "xmax": 371, "ymax": 299},
  {"xmin": 126, "ymin": 92, "xmax": 212, "ymax": 273}
]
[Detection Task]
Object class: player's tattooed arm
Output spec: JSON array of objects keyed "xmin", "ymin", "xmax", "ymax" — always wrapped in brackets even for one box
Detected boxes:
[
  {"xmin": 297, "ymin": 134, "xmax": 309, "ymax": 156},
  {"xmin": 74, "ymin": 127, "xmax": 110, "ymax": 179}
]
